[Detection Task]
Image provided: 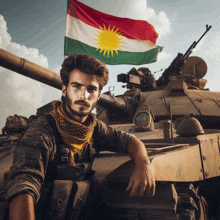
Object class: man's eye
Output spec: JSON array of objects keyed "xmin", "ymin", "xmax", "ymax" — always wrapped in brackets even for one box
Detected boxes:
[
  {"xmin": 73, "ymin": 84, "xmax": 81, "ymax": 89},
  {"xmin": 88, "ymin": 88, "xmax": 97, "ymax": 92}
]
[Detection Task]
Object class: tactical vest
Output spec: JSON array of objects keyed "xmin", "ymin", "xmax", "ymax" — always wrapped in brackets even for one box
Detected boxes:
[
  {"xmin": 44, "ymin": 114, "xmax": 96, "ymax": 182},
  {"xmin": 34, "ymin": 114, "xmax": 99, "ymax": 220}
]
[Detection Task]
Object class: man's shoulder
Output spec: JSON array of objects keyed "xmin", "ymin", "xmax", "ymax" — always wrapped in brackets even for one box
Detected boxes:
[
  {"xmin": 24, "ymin": 115, "xmax": 55, "ymax": 137},
  {"xmin": 94, "ymin": 118, "xmax": 135, "ymax": 139},
  {"xmin": 93, "ymin": 118, "xmax": 117, "ymax": 136},
  {"xmin": 93, "ymin": 118, "xmax": 107, "ymax": 130},
  {"xmin": 29, "ymin": 115, "xmax": 51, "ymax": 128}
]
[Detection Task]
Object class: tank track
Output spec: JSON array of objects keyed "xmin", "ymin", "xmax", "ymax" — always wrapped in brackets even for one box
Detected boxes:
[{"xmin": 101, "ymin": 182, "xmax": 199, "ymax": 220}]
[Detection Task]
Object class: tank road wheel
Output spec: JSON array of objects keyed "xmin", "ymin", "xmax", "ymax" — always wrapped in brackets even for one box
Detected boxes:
[{"xmin": 175, "ymin": 183, "xmax": 208, "ymax": 220}]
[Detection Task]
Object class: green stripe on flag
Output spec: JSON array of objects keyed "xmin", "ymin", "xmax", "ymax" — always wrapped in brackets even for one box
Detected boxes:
[{"xmin": 64, "ymin": 37, "xmax": 159, "ymax": 65}]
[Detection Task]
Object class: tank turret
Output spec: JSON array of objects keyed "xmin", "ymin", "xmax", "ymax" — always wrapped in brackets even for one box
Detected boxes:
[{"xmin": 97, "ymin": 25, "xmax": 220, "ymax": 129}]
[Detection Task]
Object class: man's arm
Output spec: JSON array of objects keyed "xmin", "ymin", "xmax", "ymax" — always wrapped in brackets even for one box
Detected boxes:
[
  {"xmin": 126, "ymin": 137, "xmax": 155, "ymax": 197},
  {"xmin": 6, "ymin": 117, "xmax": 56, "ymax": 220},
  {"xmin": 9, "ymin": 194, "xmax": 35, "ymax": 220}
]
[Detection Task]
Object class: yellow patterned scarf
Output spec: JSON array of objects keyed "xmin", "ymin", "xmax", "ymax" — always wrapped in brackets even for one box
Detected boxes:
[{"xmin": 50, "ymin": 100, "xmax": 96, "ymax": 165}]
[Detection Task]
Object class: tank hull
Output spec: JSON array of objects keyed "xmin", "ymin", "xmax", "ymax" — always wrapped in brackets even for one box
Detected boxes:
[{"xmin": 1, "ymin": 127, "xmax": 216, "ymax": 219}]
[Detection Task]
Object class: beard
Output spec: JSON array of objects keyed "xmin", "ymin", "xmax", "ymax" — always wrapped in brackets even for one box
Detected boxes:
[{"xmin": 64, "ymin": 92, "xmax": 97, "ymax": 117}]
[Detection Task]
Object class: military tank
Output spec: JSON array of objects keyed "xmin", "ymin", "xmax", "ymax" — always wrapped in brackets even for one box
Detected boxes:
[{"xmin": 1, "ymin": 24, "xmax": 220, "ymax": 220}]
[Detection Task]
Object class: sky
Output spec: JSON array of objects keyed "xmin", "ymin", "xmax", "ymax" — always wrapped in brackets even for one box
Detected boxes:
[{"xmin": 0, "ymin": 0, "xmax": 220, "ymax": 131}]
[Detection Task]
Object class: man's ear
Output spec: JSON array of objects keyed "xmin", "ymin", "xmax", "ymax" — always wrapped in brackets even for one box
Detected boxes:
[{"xmin": 62, "ymin": 85, "xmax": 67, "ymax": 97}]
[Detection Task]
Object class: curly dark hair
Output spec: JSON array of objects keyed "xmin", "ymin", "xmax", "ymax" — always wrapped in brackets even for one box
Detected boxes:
[{"xmin": 60, "ymin": 54, "xmax": 109, "ymax": 90}]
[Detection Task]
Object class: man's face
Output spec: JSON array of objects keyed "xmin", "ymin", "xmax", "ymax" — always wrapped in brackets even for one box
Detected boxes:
[{"xmin": 62, "ymin": 69, "xmax": 101, "ymax": 123}]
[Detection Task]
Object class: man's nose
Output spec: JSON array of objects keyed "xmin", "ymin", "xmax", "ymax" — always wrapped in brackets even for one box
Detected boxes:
[
  {"xmin": 80, "ymin": 88, "xmax": 89, "ymax": 99},
  {"xmin": 85, "ymin": 90, "xmax": 89, "ymax": 99}
]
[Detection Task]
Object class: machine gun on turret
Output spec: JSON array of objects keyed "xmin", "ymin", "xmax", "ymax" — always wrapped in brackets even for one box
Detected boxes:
[{"xmin": 156, "ymin": 25, "xmax": 212, "ymax": 87}]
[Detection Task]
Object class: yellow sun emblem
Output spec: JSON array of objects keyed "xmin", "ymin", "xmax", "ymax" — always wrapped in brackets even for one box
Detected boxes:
[{"xmin": 94, "ymin": 25, "xmax": 124, "ymax": 57}]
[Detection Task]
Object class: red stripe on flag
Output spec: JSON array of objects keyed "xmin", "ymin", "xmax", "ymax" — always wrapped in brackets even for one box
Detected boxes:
[{"xmin": 67, "ymin": 0, "xmax": 158, "ymax": 44}]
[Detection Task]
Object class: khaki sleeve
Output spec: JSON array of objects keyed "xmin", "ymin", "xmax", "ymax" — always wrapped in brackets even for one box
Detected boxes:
[
  {"xmin": 5, "ymin": 117, "xmax": 56, "ymax": 204},
  {"xmin": 92, "ymin": 119, "xmax": 135, "ymax": 154}
]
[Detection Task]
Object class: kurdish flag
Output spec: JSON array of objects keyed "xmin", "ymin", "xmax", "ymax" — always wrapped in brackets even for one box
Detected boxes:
[{"xmin": 65, "ymin": 0, "xmax": 162, "ymax": 65}]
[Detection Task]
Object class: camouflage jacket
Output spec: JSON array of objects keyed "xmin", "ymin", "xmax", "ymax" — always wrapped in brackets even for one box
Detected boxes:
[{"xmin": 4, "ymin": 115, "xmax": 134, "ymax": 204}]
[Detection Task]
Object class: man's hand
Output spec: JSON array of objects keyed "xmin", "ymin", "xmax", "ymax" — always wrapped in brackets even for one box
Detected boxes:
[
  {"xmin": 126, "ymin": 158, "xmax": 155, "ymax": 197},
  {"xmin": 126, "ymin": 137, "xmax": 155, "ymax": 197}
]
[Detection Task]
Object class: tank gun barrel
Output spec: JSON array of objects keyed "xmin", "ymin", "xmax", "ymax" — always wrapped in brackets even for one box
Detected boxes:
[
  {"xmin": 182, "ymin": 24, "xmax": 212, "ymax": 60},
  {"xmin": 98, "ymin": 94, "xmax": 127, "ymax": 110},
  {"xmin": 0, "ymin": 49, "xmax": 62, "ymax": 90},
  {"xmin": 97, "ymin": 93, "xmax": 139, "ymax": 122}
]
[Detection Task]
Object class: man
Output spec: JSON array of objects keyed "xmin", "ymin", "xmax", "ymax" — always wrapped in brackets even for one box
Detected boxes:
[{"xmin": 5, "ymin": 54, "xmax": 155, "ymax": 220}]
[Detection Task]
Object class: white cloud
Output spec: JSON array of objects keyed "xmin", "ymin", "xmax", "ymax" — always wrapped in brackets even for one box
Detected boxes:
[
  {"xmin": 0, "ymin": 15, "xmax": 12, "ymax": 49},
  {"xmin": 0, "ymin": 15, "xmax": 60, "ymax": 130},
  {"xmin": 157, "ymin": 51, "xmax": 172, "ymax": 61},
  {"xmin": 6, "ymin": 72, "xmax": 46, "ymax": 107},
  {"xmin": 124, "ymin": 0, "xmax": 171, "ymax": 37},
  {"xmin": 150, "ymin": 11, "xmax": 171, "ymax": 36}
]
